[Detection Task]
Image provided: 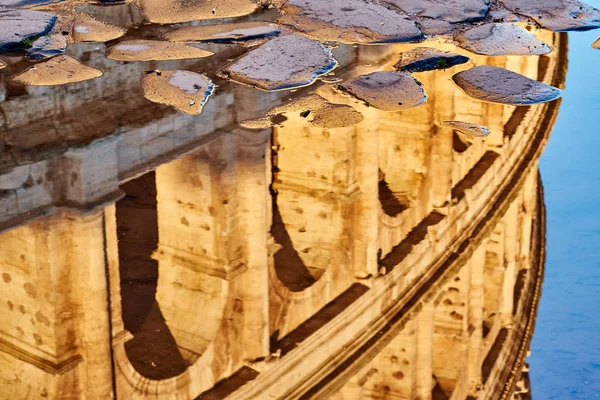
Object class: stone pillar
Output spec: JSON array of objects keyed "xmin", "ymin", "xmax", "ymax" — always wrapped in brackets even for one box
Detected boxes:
[
  {"xmin": 414, "ymin": 302, "xmax": 434, "ymax": 400},
  {"xmin": 467, "ymin": 245, "xmax": 486, "ymax": 396},
  {"xmin": 501, "ymin": 201, "xmax": 519, "ymax": 326},
  {"xmin": 0, "ymin": 210, "xmax": 113, "ymax": 399},
  {"xmin": 153, "ymin": 132, "xmax": 270, "ymax": 364}
]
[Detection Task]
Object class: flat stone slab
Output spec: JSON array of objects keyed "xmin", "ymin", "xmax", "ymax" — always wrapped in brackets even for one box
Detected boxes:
[
  {"xmin": 502, "ymin": 0, "xmax": 600, "ymax": 31},
  {"xmin": 137, "ymin": 0, "xmax": 259, "ymax": 24},
  {"xmin": 456, "ymin": 23, "xmax": 551, "ymax": 56},
  {"xmin": 382, "ymin": 0, "xmax": 490, "ymax": 23},
  {"xmin": 241, "ymin": 94, "xmax": 364, "ymax": 129},
  {"xmin": 441, "ymin": 121, "xmax": 490, "ymax": 137},
  {"xmin": 106, "ymin": 40, "xmax": 213, "ymax": 61},
  {"xmin": 72, "ymin": 14, "xmax": 125, "ymax": 43},
  {"xmin": 26, "ymin": 34, "xmax": 67, "ymax": 60},
  {"xmin": 164, "ymin": 22, "xmax": 281, "ymax": 43},
  {"xmin": 452, "ymin": 65, "xmax": 562, "ymax": 105},
  {"xmin": 12, "ymin": 55, "xmax": 103, "ymax": 85},
  {"xmin": 395, "ymin": 47, "xmax": 470, "ymax": 72},
  {"xmin": 338, "ymin": 71, "xmax": 426, "ymax": 111},
  {"xmin": 141, "ymin": 70, "xmax": 214, "ymax": 115},
  {"xmin": 277, "ymin": 0, "xmax": 423, "ymax": 44},
  {"xmin": 0, "ymin": 6, "xmax": 57, "ymax": 52},
  {"xmin": 219, "ymin": 35, "xmax": 337, "ymax": 91}
]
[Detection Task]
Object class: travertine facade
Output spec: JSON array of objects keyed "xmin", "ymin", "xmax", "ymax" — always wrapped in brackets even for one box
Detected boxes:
[{"xmin": 0, "ymin": 29, "xmax": 564, "ymax": 400}]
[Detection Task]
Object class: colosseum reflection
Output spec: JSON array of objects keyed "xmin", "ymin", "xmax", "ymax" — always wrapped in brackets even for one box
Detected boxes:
[{"xmin": 0, "ymin": 20, "xmax": 564, "ymax": 400}]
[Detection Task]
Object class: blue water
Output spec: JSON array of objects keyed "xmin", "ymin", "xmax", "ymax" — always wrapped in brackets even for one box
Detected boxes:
[{"xmin": 531, "ymin": 6, "xmax": 600, "ymax": 398}]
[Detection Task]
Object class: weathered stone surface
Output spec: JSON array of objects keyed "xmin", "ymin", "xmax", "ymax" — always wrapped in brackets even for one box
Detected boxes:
[
  {"xmin": 0, "ymin": 6, "xmax": 57, "ymax": 52},
  {"xmin": 26, "ymin": 34, "xmax": 67, "ymax": 60},
  {"xmin": 453, "ymin": 65, "xmax": 562, "ymax": 105},
  {"xmin": 136, "ymin": 0, "xmax": 260, "ymax": 24},
  {"xmin": 164, "ymin": 22, "xmax": 280, "ymax": 43},
  {"xmin": 441, "ymin": 120, "xmax": 490, "ymax": 137},
  {"xmin": 338, "ymin": 71, "xmax": 426, "ymax": 111},
  {"xmin": 502, "ymin": 0, "xmax": 600, "ymax": 31},
  {"xmin": 456, "ymin": 23, "xmax": 551, "ymax": 56},
  {"xmin": 241, "ymin": 94, "xmax": 364, "ymax": 129},
  {"xmin": 106, "ymin": 40, "xmax": 213, "ymax": 62},
  {"xmin": 141, "ymin": 70, "xmax": 214, "ymax": 115},
  {"xmin": 382, "ymin": 0, "xmax": 490, "ymax": 23},
  {"xmin": 219, "ymin": 35, "xmax": 337, "ymax": 91},
  {"xmin": 277, "ymin": 0, "xmax": 423, "ymax": 44},
  {"xmin": 72, "ymin": 14, "xmax": 125, "ymax": 43},
  {"xmin": 489, "ymin": 9, "xmax": 519, "ymax": 22},
  {"xmin": 395, "ymin": 47, "xmax": 470, "ymax": 73},
  {"xmin": 12, "ymin": 55, "xmax": 103, "ymax": 85}
]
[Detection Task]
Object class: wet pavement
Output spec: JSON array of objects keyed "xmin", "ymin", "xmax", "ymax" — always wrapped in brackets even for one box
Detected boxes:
[{"xmin": 0, "ymin": 0, "xmax": 599, "ymax": 399}]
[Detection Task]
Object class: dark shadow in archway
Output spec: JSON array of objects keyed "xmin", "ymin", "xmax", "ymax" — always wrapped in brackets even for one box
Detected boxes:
[
  {"xmin": 378, "ymin": 170, "xmax": 409, "ymax": 217},
  {"xmin": 271, "ymin": 192, "xmax": 317, "ymax": 292},
  {"xmin": 116, "ymin": 171, "xmax": 187, "ymax": 379}
]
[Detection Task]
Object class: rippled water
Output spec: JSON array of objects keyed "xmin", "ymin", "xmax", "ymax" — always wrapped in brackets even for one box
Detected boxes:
[{"xmin": 0, "ymin": 1, "xmax": 599, "ymax": 399}]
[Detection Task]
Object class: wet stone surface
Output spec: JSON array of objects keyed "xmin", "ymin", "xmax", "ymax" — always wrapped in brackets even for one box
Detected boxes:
[
  {"xmin": 339, "ymin": 71, "xmax": 426, "ymax": 111},
  {"xmin": 164, "ymin": 22, "xmax": 281, "ymax": 43},
  {"xmin": 12, "ymin": 54, "xmax": 103, "ymax": 85},
  {"xmin": 0, "ymin": 6, "xmax": 57, "ymax": 51},
  {"xmin": 141, "ymin": 70, "xmax": 214, "ymax": 115},
  {"xmin": 277, "ymin": 0, "xmax": 423, "ymax": 44},
  {"xmin": 441, "ymin": 120, "xmax": 490, "ymax": 137},
  {"xmin": 395, "ymin": 47, "xmax": 470, "ymax": 72},
  {"xmin": 241, "ymin": 94, "xmax": 364, "ymax": 129},
  {"xmin": 136, "ymin": 0, "xmax": 260, "ymax": 24},
  {"xmin": 219, "ymin": 35, "xmax": 337, "ymax": 91},
  {"xmin": 26, "ymin": 34, "xmax": 67, "ymax": 60},
  {"xmin": 72, "ymin": 14, "xmax": 126, "ymax": 43},
  {"xmin": 456, "ymin": 23, "xmax": 552, "ymax": 56},
  {"xmin": 106, "ymin": 40, "xmax": 213, "ymax": 62},
  {"xmin": 382, "ymin": 0, "xmax": 491, "ymax": 23},
  {"xmin": 453, "ymin": 65, "xmax": 562, "ymax": 105},
  {"xmin": 502, "ymin": 0, "xmax": 600, "ymax": 31}
]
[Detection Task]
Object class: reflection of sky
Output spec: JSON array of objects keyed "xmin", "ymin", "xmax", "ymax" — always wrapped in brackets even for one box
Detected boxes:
[{"xmin": 531, "ymin": 3, "xmax": 600, "ymax": 398}]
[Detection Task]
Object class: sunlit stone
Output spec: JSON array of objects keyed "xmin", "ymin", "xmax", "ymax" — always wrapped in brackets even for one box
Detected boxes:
[
  {"xmin": 136, "ymin": 0, "xmax": 260, "ymax": 24},
  {"xmin": 0, "ymin": 6, "xmax": 57, "ymax": 51},
  {"xmin": 164, "ymin": 22, "xmax": 281, "ymax": 43},
  {"xmin": 395, "ymin": 47, "xmax": 470, "ymax": 72},
  {"xmin": 456, "ymin": 23, "xmax": 551, "ymax": 56},
  {"xmin": 141, "ymin": 70, "xmax": 214, "ymax": 115},
  {"xmin": 241, "ymin": 94, "xmax": 364, "ymax": 129},
  {"xmin": 0, "ymin": 60, "xmax": 6, "ymax": 69},
  {"xmin": 381, "ymin": 0, "xmax": 490, "ymax": 23},
  {"xmin": 219, "ymin": 35, "xmax": 337, "ymax": 91},
  {"xmin": 453, "ymin": 65, "xmax": 562, "ymax": 105},
  {"xmin": 441, "ymin": 121, "xmax": 490, "ymax": 137},
  {"xmin": 277, "ymin": 0, "xmax": 423, "ymax": 44},
  {"xmin": 502, "ymin": 0, "xmax": 600, "ymax": 31},
  {"xmin": 106, "ymin": 39, "xmax": 213, "ymax": 62},
  {"xmin": 72, "ymin": 14, "xmax": 125, "ymax": 43},
  {"xmin": 12, "ymin": 55, "xmax": 103, "ymax": 85},
  {"xmin": 593, "ymin": 37, "xmax": 600, "ymax": 49},
  {"xmin": 26, "ymin": 34, "xmax": 67, "ymax": 61},
  {"xmin": 338, "ymin": 71, "xmax": 426, "ymax": 111}
]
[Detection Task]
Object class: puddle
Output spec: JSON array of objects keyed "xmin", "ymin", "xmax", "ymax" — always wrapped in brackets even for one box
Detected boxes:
[{"xmin": 0, "ymin": 0, "xmax": 596, "ymax": 399}]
